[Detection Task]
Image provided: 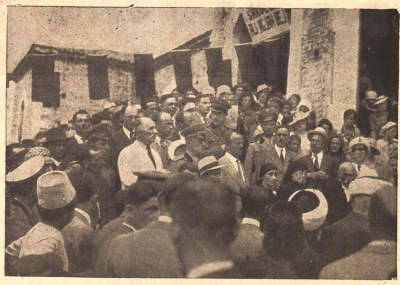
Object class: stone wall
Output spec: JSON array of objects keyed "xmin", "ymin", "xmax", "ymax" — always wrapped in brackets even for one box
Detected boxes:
[{"xmin": 300, "ymin": 9, "xmax": 335, "ymax": 123}]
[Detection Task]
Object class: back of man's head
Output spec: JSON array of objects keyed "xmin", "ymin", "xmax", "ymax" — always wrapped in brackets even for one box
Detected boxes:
[
  {"xmin": 369, "ymin": 185, "xmax": 397, "ymax": 241},
  {"xmin": 126, "ymin": 181, "xmax": 161, "ymax": 206},
  {"xmin": 171, "ymin": 178, "xmax": 237, "ymax": 244},
  {"xmin": 66, "ymin": 167, "xmax": 96, "ymax": 205},
  {"xmin": 161, "ymin": 172, "xmax": 198, "ymax": 211}
]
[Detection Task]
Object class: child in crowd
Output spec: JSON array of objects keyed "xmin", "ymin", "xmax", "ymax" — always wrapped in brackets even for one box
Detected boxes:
[{"xmin": 340, "ymin": 109, "xmax": 361, "ymax": 145}]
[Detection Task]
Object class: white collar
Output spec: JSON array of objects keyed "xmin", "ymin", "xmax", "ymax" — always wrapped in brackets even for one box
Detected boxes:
[
  {"xmin": 274, "ymin": 144, "xmax": 285, "ymax": 156},
  {"xmin": 123, "ymin": 126, "xmax": 132, "ymax": 140},
  {"xmin": 312, "ymin": 151, "xmax": 324, "ymax": 161},
  {"xmin": 122, "ymin": 222, "xmax": 136, "ymax": 232},
  {"xmin": 75, "ymin": 208, "xmax": 91, "ymax": 226},
  {"xmin": 225, "ymin": 152, "xmax": 239, "ymax": 168},
  {"xmin": 242, "ymin": 217, "xmax": 260, "ymax": 228},
  {"xmin": 187, "ymin": 260, "xmax": 234, "ymax": 278},
  {"xmin": 158, "ymin": 215, "xmax": 172, "ymax": 223},
  {"xmin": 74, "ymin": 133, "xmax": 83, "ymax": 144}
]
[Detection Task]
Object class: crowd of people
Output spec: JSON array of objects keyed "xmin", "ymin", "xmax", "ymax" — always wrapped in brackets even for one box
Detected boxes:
[{"xmin": 5, "ymin": 83, "xmax": 398, "ymax": 279}]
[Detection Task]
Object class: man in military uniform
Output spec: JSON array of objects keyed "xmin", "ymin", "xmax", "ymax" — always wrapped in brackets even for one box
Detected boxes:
[{"xmin": 207, "ymin": 98, "xmax": 233, "ymax": 146}]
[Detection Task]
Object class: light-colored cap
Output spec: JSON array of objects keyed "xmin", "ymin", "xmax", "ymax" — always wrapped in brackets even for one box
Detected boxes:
[
  {"xmin": 183, "ymin": 102, "xmax": 196, "ymax": 112},
  {"xmin": 381, "ymin": 121, "xmax": 397, "ymax": 132},
  {"xmin": 201, "ymin": 86, "xmax": 216, "ymax": 96},
  {"xmin": 288, "ymin": 189, "xmax": 328, "ymax": 231},
  {"xmin": 37, "ymin": 171, "xmax": 76, "ymax": 209},
  {"xmin": 349, "ymin": 136, "xmax": 370, "ymax": 152},
  {"xmin": 6, "ymin": 156, "xmax": 50, "ymax": 183},
  {"xmin": 256, "ymin": 84, "xmax": 269, "ymax": 93},
  {"xmin": 365, "ymin": 90, "xmax": 378, "ymax": 100},
  {"xmin": 216, "ymin": 85, "xmax": 232, "ymax": 97},
  {"xmin": 198, "ymin": 156, "xmax": 225, "ymax": 176}
]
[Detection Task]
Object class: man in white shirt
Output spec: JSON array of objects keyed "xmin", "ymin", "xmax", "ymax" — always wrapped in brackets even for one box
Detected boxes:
[
  {"xmin": 349, "ymin": 137, "xmax": 379, "ymax": 177},
  {"xmin": 118, "ymin": 117, "xmax": 164, "ymax": 189}
]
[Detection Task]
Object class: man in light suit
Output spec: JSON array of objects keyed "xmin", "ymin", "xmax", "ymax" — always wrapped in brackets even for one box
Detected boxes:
[
  {"xmin": 219, "ymin": 132, "xmax": 248, "ymax": 196},
  {"xmin": 118, "ymin": 117, "xmax": 164, "ymax": 189},
  {"xmin": 105, "ymin": 173, "xmax": 197, "ymax": 278}
]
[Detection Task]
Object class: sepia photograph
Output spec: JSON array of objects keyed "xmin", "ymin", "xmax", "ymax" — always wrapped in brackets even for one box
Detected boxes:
[{"xmin": 3, "ymin": 1, "xmax": 399, "ymax": 281}]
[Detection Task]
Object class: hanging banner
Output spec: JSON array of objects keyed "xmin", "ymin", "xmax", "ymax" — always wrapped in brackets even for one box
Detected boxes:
[{"xmin": 242, "ymin": 8, "xmax": 290, "ymax": 44}]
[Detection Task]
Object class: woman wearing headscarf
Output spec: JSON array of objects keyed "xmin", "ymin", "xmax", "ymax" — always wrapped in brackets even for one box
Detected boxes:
[{"xmin": 257, "ymin": 163, "xmax": 280, "ymax": 197}]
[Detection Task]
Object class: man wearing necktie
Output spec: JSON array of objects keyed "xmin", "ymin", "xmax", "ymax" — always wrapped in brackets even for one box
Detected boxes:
[
  {"xmin": 349, "ymin": 137, "xmax": 379, "ymax": 178},
  {"xmin": 118, "ymin": 117, "xmax": 164, "ymax": 189},
  {"xmin": 219, "ymin": 132, "xmax": 249, "ymax": 196},
  {"xmin": 290, "ymin": 127, "xmax": 339, "ymax": 183}
]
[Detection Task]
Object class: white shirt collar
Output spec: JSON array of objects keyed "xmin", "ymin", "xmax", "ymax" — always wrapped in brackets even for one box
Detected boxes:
[
  {"xmin": 158, "ymin": 215, "xmax": 172, "ymax": 223},
  {"xmin": 187, "ymin": 260, "xmax": 234, "ymax": 278},
  {"xmin": 225, "ymin": 152, "xmax": 239, "ymax": 171},
  {"xmin": 312, "ymin": 151, "xmax": 324, "ymax": 162},
  {"xmin": 123, "ymin": 126, "xmax": 132, "ymax": 140},
  {"xmin": 242, "ymin": 217, "xmax": 260, "ymax": 228},
  {"xmin": 74, "ymin": 133, "xmax": 83, "ymax": 144},
  {"xmin": 274, "ymin": 144, "xmax": 286, "ymax": 157},
  {"xmin": 75, "ymin": 208, "xmax": 91, "ymax": 226}
]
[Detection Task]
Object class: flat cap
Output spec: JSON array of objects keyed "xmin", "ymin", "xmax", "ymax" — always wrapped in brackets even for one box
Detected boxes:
[{"xmin": 211, "ymin": 98, "xmax": 231, "ymax": 114}]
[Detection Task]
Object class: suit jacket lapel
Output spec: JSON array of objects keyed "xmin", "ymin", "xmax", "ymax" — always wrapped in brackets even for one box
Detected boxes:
[{"xmin": 222, "ymin": 156, "xmax": 247, "ymax": 188}]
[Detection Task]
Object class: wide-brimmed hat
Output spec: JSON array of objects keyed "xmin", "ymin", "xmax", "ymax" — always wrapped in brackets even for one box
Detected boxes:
[
  {"xmin": 307, "ymin": 127, "xmax": 329, "ymax": 144},
  {"xmin": 289, "ymin": 110, "xmax": 309, "ymax": 126},
  {"xmin": 43, "ymin": 127, "xmax": 70, "ymax": 145},
  {"xmin": 6, "ymin": 156, "xmax": 51, "ymax": 183},
  {"xmin": 381, "ymin": 122, "xmax": 397, "ymax": 132},
  {"xmin": 373, "ymin": 95, "xmax": 388, "ymax": 105},
  {"xmin": 168, "ymin": 140, "xmax": 187, "ymax": 161},
  {"xmin": 198, "ymin": 156, "xmax": 225, "ymax": 176},
  {"xmin": 288, "ymin": 189, "xmax": 328, "ymax": 231}
]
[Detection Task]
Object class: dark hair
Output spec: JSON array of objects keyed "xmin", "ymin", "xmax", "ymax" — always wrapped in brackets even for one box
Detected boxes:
[
  {"xmin": 318, "ymin": 118, "xmax": 333, "ymax": 133},
  {"xmin": 242, "ymin": 186, "xmax": 275, "ymax": 218},
  {"xmin": 289, "ymin": 94, "xmax": 301, "ymax": 104},
  {"xmin": 63, "ymin": 144, "xmax": 91, "ymax": 166},
  {"xmin": 238, "ymin": 92, "xmax": 256, "ymax": 110},
  {"xmin": 328, "ymin": 134, "xmax": 345, "ymax": 157},
  {"xmin": 185, "ymin": 88, "xmax": 199, "ymax": 96},
  {"xmin": 179, "ymin": 98, "xmax": 196, "ymax": 110},
  {"xmin": 281, "ymin": 159, "xmax": 309, "ymax": 184},
  {"xmin": 171, "ymin": 179, "xmax": 237, "ymax": 243},
  {"xmin": 161, "ymin": 172, "xmax": 198, "ymax": 207},
  {"xmin": 268, "ymin": 97, "xmax": 284, "ymax": 111},
  {"xmin": 66, "ymin": 169, "xmax": 96, "ymax": 204},
  {"xmin": 171, "ymin": 88, "xmax": 184, "ymax": 95},
  {"xmin": 275, "ymin": 125, "xmax": 290, "ymax": 135},
  {"xmin": 126, "ymin": 181, "xmax": 161, "ymax": 206},
  {"xmin": 195, "ymin": 93, "xmax": 211, "ymax": 103},
  {"xmin": 259, "ymin": 163, "xmax": 278, "ymax": 184},
  {"xmin": 343, "ymin": 109, "xmax": 358, "ymax": 121},
  {"xmin": 160, "ymin": 94, "xmax": 175, "ymax": 104},
  {"xmin": 257, "ymin": 109, "xmax": 278, "ymax": 123},
  {"xmin": 72, "ymin": 110, "xmax": 90, "ymax": 122},
  {"xmin": 306, "ymin": 111, "xmax": 317, "ymax": 131},
  {"xmin": 287, "ymin": 135, "xmax": 301, "ymax": 147},
  {"xmin": 233, "ymin": 83, "xmax": 250, "ymax": 93},
  {"xmin": 37, "ymin": 199, "xmax": 76, "ymax": 223},
  {"xmin": 261, "ymin": 201, "xmax": 304, "ymax": 258},
  {"xmin": 290, "ymin": 191, "xmax": 320, "ymax": 213},
  {"xmin": 174, "ymin": 111, "xmax": 185, "ymax": 131}
]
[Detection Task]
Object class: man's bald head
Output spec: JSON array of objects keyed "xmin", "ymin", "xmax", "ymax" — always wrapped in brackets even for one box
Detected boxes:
[
  {"xmin": 338, "ymin": 162, "xmax": 357, "ymax": 188},
  {"xmin": 136, "ymin": 117, "xmax": 158, "ymax": 146}
]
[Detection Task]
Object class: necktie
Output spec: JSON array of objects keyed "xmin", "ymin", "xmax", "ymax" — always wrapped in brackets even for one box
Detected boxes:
[
  {"xmin": 357, "ymin": 165, "xmax": 361, "ymax": 172},
  {"xmin": 280, "ymin": 149, "xmax": 284, "ymax": 164},
  {"xmin": 237, "ymin": 159, "xmax": 246, "ymax": 182},
  {"xmin": 130, "ymin": 131, "xmax": 135, "ymax": 142},
  {"xmin": 313, "ymin": 153, "xmax": 319, "ymax": 171},
  {"xmin": 147, "ymin": 145, "xmax": 156, "ymax": 169}
]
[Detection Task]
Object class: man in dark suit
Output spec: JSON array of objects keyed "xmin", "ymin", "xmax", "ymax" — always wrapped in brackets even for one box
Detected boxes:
[
  {"xmin": 292, "ymin": 127, "xmax": 340, "ymax": 184},
  {"xmin": 316, "ymin": 193, "xmax": 373, "ymax": 267},
  {"xmin": 230, "ymin": 186, "xmax": 274, "ymax": 264},
  {"xmin": 153, "ymin": 111, "xmax": 174, "ymax": 167},
  {"xmin": 207, "ymin": 98, "xmax": 233, "ymax": 145},
  {"xmin": 63, "ymin": 168, "xmax": 98, "ymax": 276},
  {"xmin": 109, "ymin": 105, "xmax": 138, "ymax": 171},
  {"xmin": 320, "ymin": 185, "xmax": 396, "ymax": 279},
  {"xmin": 94, "ymin": 181, "xmax": 160, "ymax": 277},
  {"xmin": 105, "ymin": 173, "xmax": 197, "ymax": 278},
  {"xmin": 71, "ymin": 110, "xmax": 92, "ymax": 145},
  {"xmin": 171, "ymin": 179, "xmax": 242, "ymax": 278},
  {"xmin": 219, "ymin": 132, "xmax": 248, "ymax": 196}
]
